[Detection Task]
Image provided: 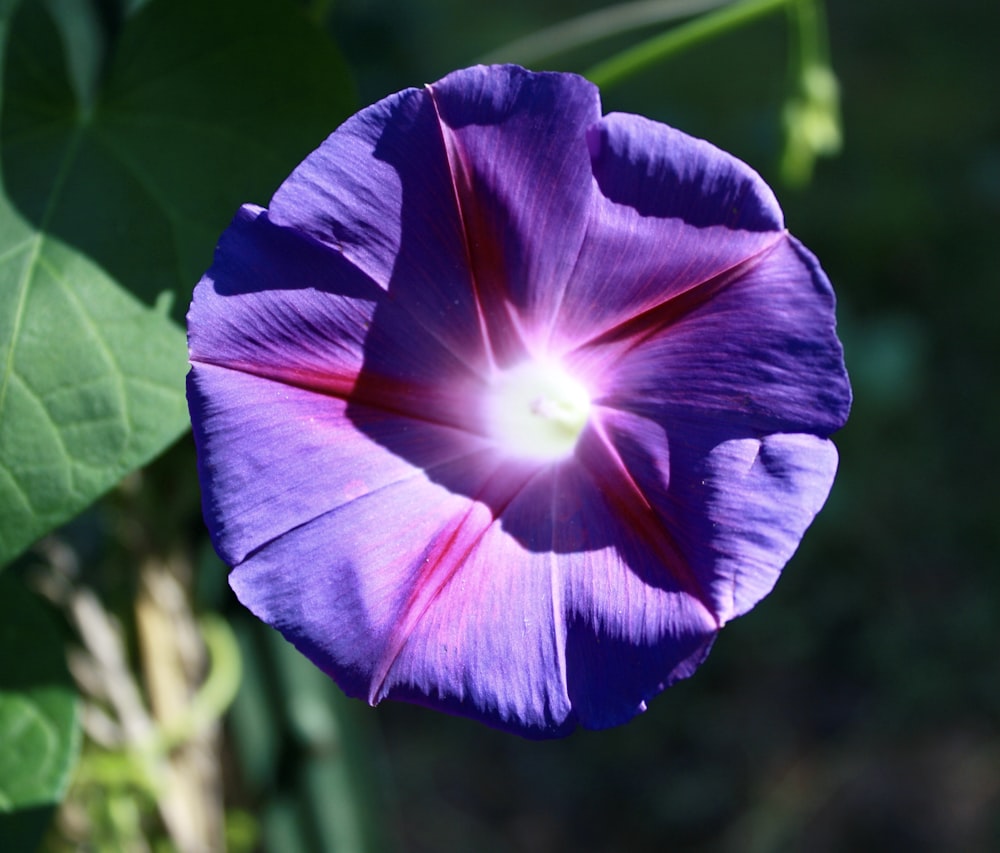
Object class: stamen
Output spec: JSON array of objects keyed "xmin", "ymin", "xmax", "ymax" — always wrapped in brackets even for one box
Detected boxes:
[{"xmin": 485, "ymin": 359, "xmax": 591, "ymax": 460}]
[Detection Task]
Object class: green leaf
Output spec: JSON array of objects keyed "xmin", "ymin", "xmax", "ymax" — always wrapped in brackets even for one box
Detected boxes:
[
  {"xmin": 0, "ymin": 572, "xmax": 80, "ymax": 848},
  {"xmin": 3, "ymin": 0, "xmax": 355, "ymax": 309},
  {"xmin": 0, "ymin": 229, "xmax": 189, "ymax": 564},
  {"xmin": 0, "ymin": 0, "xmax": 355, "ymax": 566}
]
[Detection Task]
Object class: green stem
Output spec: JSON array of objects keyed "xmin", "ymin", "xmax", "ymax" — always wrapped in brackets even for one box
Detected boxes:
[
  {"xmin": 787, "ymin": 0, "xmax": 827, "ymax": 71},
  {"xmin": 479, "ymin": 0, "xmax": 732, "ymax": 66},
  {"xmin": 585, "ymin": 0, "xmax": 789, "ymax": 90},
  {"xmin": 777, "ymin": 0, "xmax": 841, "ymax": 186},
  {"xmin": 150, "ymin": 615, "xmax": 242, "ymax": 754}
]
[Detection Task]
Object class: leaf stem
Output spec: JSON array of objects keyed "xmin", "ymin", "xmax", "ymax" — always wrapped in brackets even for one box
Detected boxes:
[{"xmin": 585, "ymin": 0, "xmax": 789, "ymax": 90}]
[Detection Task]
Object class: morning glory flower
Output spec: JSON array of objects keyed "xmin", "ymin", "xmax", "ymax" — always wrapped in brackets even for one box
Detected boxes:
[{"xmin": 187, "ymin": 65, "xmax": 850, "ymax": 737}]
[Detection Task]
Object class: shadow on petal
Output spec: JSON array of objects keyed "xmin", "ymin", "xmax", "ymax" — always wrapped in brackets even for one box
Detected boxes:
[{"xmin": 564, "ymin": 614, "xmax": 716, "ymax": 729}]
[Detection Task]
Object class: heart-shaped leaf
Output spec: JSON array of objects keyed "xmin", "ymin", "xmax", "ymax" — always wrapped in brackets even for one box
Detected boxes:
[{"xmin": 0, "ymin": 0, "xmax": 354, "ymax": 566}]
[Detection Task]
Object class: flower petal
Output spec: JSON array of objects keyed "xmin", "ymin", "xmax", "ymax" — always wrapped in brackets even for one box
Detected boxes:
[
  {"xmin": 188, "ymin": 205, "xmax": 377, "ymax": 392},
  {"xmin": 426, "ymin": 65, "xmax": 602, "ymax": 354},
  {"xmin": 227, "ymin": 456, "xmax": 487, "ymax": 704},
  {"xmin": 538, "ymin": 456, "xmax": 720, "ymax": 729},
  {"xmin": 226, "ymin": 439, "xmax": 572, "ymax": 734},
  {"xmin": 587, "ymin": 112, "xmax": 784, "ymax": 231},
  {"xmin": 583, "ymin": 234, "xmax": 851, "ymax": 437},
  {"xmin": 548, "ymin": 113, "xmax": 786, "ymax": 350},
  {"xmin": 229, "ymin": 443, "xmax": 719, "ymax": 736},
  {"xmin": 587, "ymin": 406, "xmax": 839, "ymax": 624},
  {"xmin": 266, "ymin": 80, "xmax": 491, "ymax": 371},
  {"xmin": 267, "ymin": 85, "xmax": 437, "ymax": 287},
  {"xmin": 187, "ymin": 200, "xmax": 489, "ymax": 448},
  {"xmin": 266, "ymin": 65, "xmax": 601, "ymax": 372},
  {"xmin": 189, "ymin": 364, "xmax": 492, "ymax": 566},
  {"xmin": 551, "ymin": 197, "xmax": 784, "ymax": 353},
  {"xmin": 690, "ymin": 431, "xmax": 840, "ymax": 620}
]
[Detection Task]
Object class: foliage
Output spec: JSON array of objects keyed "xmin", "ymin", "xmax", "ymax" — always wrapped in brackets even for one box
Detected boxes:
[
  {"xmin": 0, "ymin": 0, "xmax": 353, "ymax": 568},
  {"xmin": 0, "ymin": 0, "xmax": 352, "ymax": 846}
]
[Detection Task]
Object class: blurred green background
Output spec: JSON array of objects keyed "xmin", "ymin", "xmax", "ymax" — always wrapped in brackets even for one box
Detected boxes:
[{"xmin": 7, "ymin": 0, "xmax": 999, "ymax": 850}]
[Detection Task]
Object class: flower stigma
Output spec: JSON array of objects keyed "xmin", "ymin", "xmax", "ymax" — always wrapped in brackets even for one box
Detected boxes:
[{"xmin": 485, "ymin": 359, "xmax": 591, "ymax": 461}]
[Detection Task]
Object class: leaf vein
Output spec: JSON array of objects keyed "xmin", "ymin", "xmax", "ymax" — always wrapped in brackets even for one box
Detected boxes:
[
  {"xmin": 38, "ymin": 255, "xmax": 131, "ymax": 431},
  {"xmin": 90, "ymin": 127, "xmax": 188, "ymax": 289}
]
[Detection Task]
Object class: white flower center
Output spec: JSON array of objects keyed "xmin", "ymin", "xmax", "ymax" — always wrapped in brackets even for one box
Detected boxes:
[{"xmin": 485, "ymin": 360, "xmax": 591, "ymax": 460}]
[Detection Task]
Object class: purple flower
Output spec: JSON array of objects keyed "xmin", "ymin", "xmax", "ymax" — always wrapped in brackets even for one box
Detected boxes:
[{"xmin": 187, "ymin": 65, "xmax": 850, "ymax": 737}]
